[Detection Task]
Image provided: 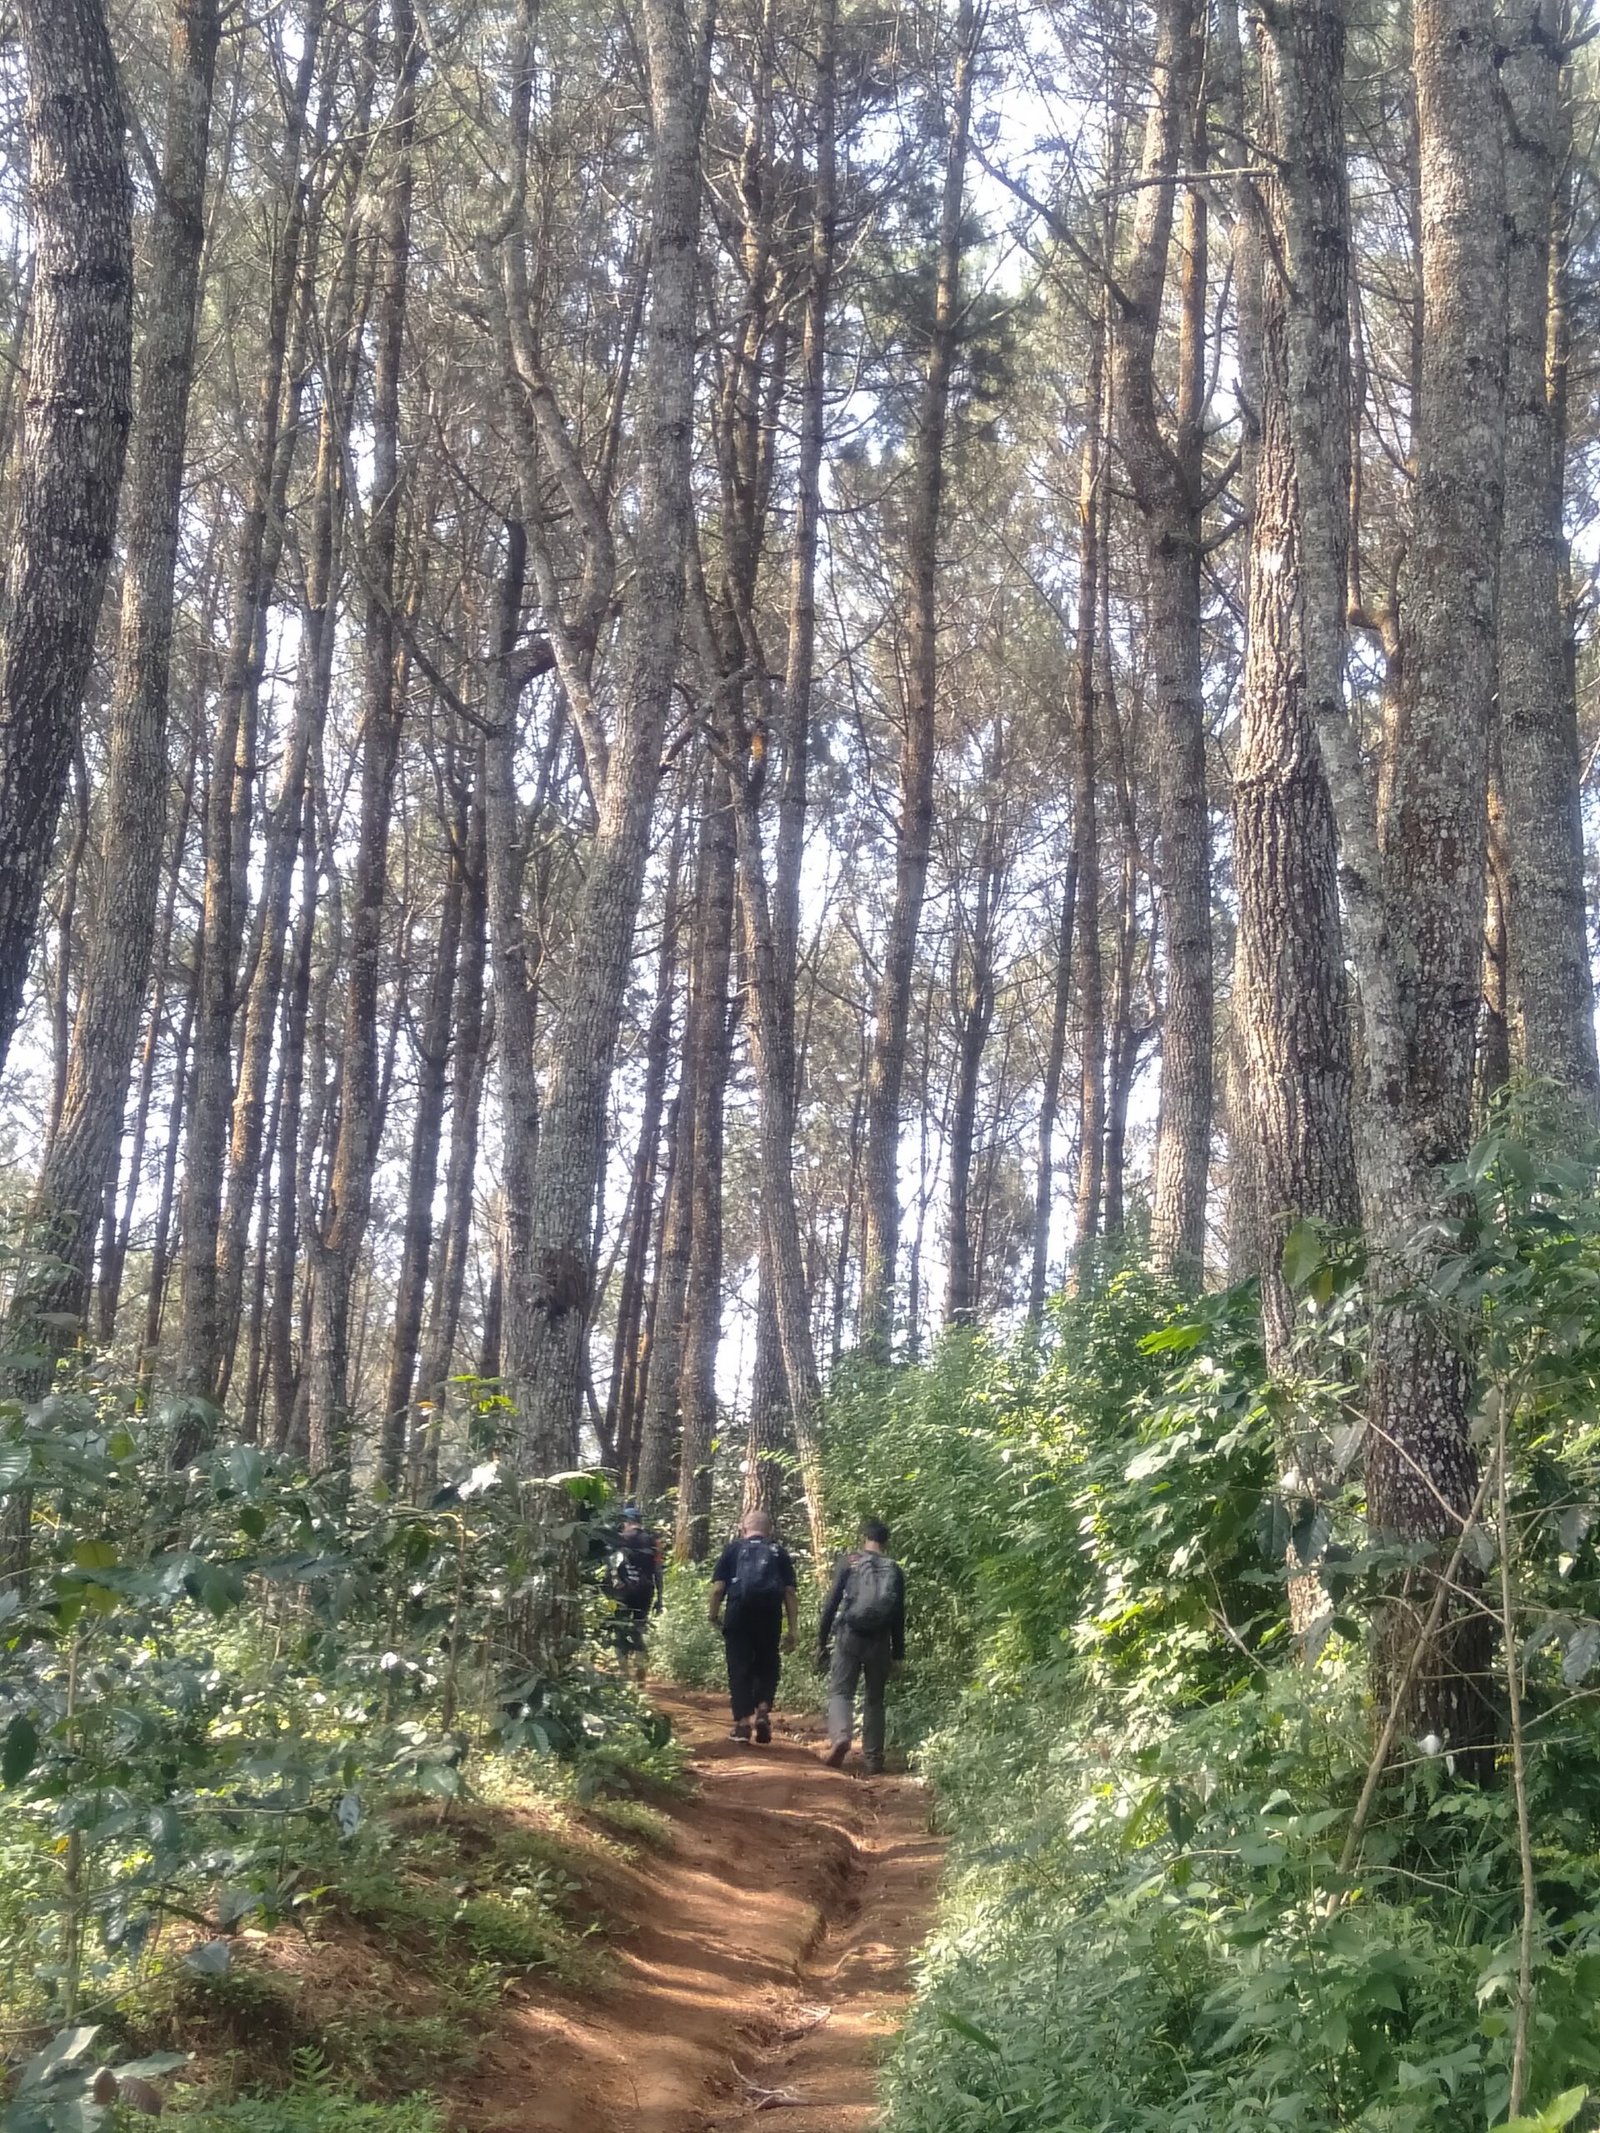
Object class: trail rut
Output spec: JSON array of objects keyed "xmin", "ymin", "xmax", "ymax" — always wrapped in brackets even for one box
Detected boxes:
[{"xmin": 458, "ymin": 1688, "xmax": 942, "ymax": 2133}]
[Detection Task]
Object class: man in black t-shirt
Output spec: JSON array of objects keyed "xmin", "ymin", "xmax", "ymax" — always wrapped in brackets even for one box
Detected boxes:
[{"xmin": 708, "ymin": 1509, "xmax": 799, "ymax": 1744}]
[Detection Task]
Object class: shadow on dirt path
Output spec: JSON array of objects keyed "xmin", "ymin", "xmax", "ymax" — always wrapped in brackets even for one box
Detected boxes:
[{"xmin": 461, "ymin": 1687, "xmax": 942, "ymax": 2133}]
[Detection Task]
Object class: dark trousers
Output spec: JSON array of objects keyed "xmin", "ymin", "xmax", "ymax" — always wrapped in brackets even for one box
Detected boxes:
[
  {"xmin": 610, "ymin": 1603, "xmax": 650, "ymax": 1660},
  {"xmin": 725, "ymin": 1607, "xmax": 783, "ymax": 1721}
]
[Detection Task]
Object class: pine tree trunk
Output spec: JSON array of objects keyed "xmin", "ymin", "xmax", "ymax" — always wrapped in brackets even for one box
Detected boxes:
[
  {"xmin": 859, "ymin": 0, "xmax": 977, "ymax": 1353},
  {"xmin": 0, "ymin": 0, "xmax": 133, "ymax": 1077},
  {"xmin": 214, "ymin": 231, "xmax": 335, "ymax": 1388},
  {"xmin": 412, "ymin": 771, "xmax": 490, "ymax": 1495},
  {"xmin": 99, "ymin": 695, "xmax": 201, "ymax": 1344},
  {"xmin": 269, "ymin": 797, "xmax": 316, "ymax": 1454},
  {"xmin": 1496, "ymin": 0, "xmax": 1598, "ymax": 1113},
  {"xmin": 13, "ymin": 0, "xmax": 220, "ymax": 1357},
  {"xmin": 504, "ymin": 0, "xmax": 708, "ymax": 1661},
  {"xmin": 1278, "ymin": 0, "xmax": 1507, "ymax": 1750},
  {"xmin": 176, "ymin": 6, "xmax": 339, "ymax": 1412},
  {"xmin": 1068, "ymin": 309, "xmax": 1109, "ymax": 1286},
  {"xmin": 308, "ymin": 1, "xmax": 419, "ymax": 1468},
  {"xmin": 947, "ymin": 766, "xmax": 1003, "ymax": 1327},
  {"xmin": 674, "ymin": 763, "xmax": 735, "ymax": 1562},
  {"xmin": 380, "ymin": 779, "xmax": 467, "ymax": 1486},
  {"xmin": 1112, "ymin": 0, "xmax": 1211, "ymax": 1284},
  {"xmin": 1030, "ymin": 850, "xmax": 1078, "ymax": 1318},
  {"xmin": 730, "ymin": 769, "xmax": 829, "ymax": 1572},
  {"xmin": 1362, "ymin": 0, "xmax": 1507, "ymax": 1753},
  {"xmin": 635, "ymin": 1085, "xmax": 692, "ymax": 1506},
  {"xmin": 1235, "ymin": 0, "xmax": 1360, "ymax": 1379},
  {"xmin": 746, "ymin": 0, "xmax": 835, "ymax": 1510},
  {"xmin": 605, "ymin": 836, "xmax": 682, "ymax": 1492}
]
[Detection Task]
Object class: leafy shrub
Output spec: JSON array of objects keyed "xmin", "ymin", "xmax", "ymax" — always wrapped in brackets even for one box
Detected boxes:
[
  {"xmin": 652, "ymin": 1563, "xmax": 725, "ymax": 1690},
  {"xmin": 165, "ymin": 2058, "xmax": 446, "ymax": 2133},
  {"xmin": 868, "ymin": 1140, "xmax": 1600, "ymax": 2133}
]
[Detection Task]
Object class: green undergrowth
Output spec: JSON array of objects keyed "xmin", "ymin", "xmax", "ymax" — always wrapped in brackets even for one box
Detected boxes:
[
  {"xmin": 162, "ymin": 2057, "xmax": 445, "ymax": 2133},
  {"xmin": 0, "ymin": 1380, "xmax": 687, "ymax": 2133},
  {"xmin": 813, "ymin": 1141, "xmax": 1600, "ymax": 2133},
  {"xmin": 73, "ymin": 1753, "xmax": 663, "ymax": 2100}
]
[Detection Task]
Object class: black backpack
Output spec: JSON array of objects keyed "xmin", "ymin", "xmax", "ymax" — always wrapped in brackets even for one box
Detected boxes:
[
  {"xmin": 843, "ymin": 1550, "xmax": 899, "ymax": 1636},
  {"xmin": 729, "ymin": 1536, "xmax": 788, "ymax": 1607},
  {"xmin": 608, "ymin": 1533, "xmax": 657, "ymax": 1605}
]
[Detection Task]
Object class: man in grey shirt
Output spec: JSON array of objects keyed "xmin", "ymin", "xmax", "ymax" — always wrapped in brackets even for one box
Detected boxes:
[{"xmin": 817, "ymin": 1518, "xmax": 905, "ymax": 1774}]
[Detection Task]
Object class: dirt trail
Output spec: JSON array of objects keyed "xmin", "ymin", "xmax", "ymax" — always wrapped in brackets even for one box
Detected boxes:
[{"xmin": 463, "ymin": 1688, "xmax": 942, "ymax": 2133}]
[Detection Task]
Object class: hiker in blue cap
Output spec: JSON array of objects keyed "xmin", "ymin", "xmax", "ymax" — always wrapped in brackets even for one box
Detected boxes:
[{"xmin": 603, "ymin": 1505, "xmax": 663, "ymax": 1685}]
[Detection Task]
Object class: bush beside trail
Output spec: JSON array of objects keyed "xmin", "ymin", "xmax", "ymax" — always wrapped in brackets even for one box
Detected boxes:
[{"xmin": 815, "ymin": 1147, "xmax": 1600, "ymax": 2132}]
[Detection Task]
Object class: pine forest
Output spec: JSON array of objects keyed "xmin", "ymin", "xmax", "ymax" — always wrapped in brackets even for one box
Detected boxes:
[{"xmin": 5, "ymin": 0, "xmax": 1600, "ymax": 2128}]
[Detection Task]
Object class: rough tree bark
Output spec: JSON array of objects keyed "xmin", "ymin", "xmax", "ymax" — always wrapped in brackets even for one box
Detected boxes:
[
  {"xmin": 0, "ymin": 0, "xmax": 133, "ymax": 1077},
  {"xmin": 1362, "ymin": 0, "xmax": 1507, "ymax": 1751},
  {"xmin": 1235, "ymin": 0, "xmax": 1361, "ymax": 1374},
  {"xmin": 1233, "ymin": 0, "xmax": 1363, "ymax": 1639},
  {"xmin": 1495, "ymin": 0, "xmax": 1598, "ymax": 1113},
  {"xmin": 728, "ymin": 765, "xmax": 829, "ymax": 1572},
  {"xmin": 1113, "ymin": 0, "xmax": 1211, "ymax": 1283},
  {"xmin": 13, "ymin": 0, "xmax": 220, "ymax": 1363},
  {"xmin": 1272, "ymin": 0, "xmax": 1508, "ymax": 1747},
  {"xmin": 635, "ymin": 1079, "xmax": 693, "ymax": 1508}
]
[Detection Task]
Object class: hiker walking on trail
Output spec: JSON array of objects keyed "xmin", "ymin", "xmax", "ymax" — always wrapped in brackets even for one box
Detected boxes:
[
  {"xmin": 818, "ymin": 1520, "xmax": 905, "ymax": 1774},
  {"xmin": 708, "ymin": 1510, "xmax": 799, "ymax": 1744},
  {"xmin": 604, "ymin": 1506, "xmax": 664, "ymax": 1685}
]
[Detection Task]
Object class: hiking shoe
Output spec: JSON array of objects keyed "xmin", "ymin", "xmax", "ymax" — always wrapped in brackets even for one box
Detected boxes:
[
  {"xmin": 862, "ymin": 1760, "xmax": 885, "ymax": 1777},
  {"xmin": 729, "ymin": 1722, "xmax": 751, "ymax": 1743},
  {"xmin": 823, "ymin": 1737, "xmax": 850, "ymax": 1768},
  {"xmin": 753, "ymin": 1708, "xmax": 772, "ymax": 1745}
]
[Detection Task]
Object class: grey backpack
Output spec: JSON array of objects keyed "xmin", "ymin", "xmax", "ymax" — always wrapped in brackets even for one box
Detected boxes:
[{"xmin": 843, "ymin": 1551, "xmax": 898, "ymax": 1636}]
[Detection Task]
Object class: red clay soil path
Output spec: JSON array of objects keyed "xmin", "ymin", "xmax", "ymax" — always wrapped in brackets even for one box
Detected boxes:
[{"xmin": 463, "ymin": 1687, "xmax": 943, "ymax": 2133}]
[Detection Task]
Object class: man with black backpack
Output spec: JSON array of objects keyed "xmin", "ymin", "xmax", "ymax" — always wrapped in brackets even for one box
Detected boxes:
[
  {"xmin": 603, "ymin": 1506, "xmax": 664, "ymax": 1685},
  {"xmin": 708, "ymin": 1509, "xmax": 799, "ymax": 1744},
  {"xmin": 817, "ymin": 1519, "xmax": 905, "ymax": 1774}
]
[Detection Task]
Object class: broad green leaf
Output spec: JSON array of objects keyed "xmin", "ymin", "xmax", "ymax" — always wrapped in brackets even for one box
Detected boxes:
[
  {"xmin": 940, "ymin": 2011, "xmax": 1001, "ymax": 2053},
  {"xmin": 1282, "ymin": 1220, "xmax": 1325, "ymax": 1291},
  {"xmin": 111, "ymin": 2057, "xmax": 189, "ymax": 2084},
  {"xmin": 1504, "ymin": 2089, "xmax": 1587, "ymax": 2132},
  {"xmin": 219, "ymin": 1445, "xmax": 264, "ymax": 1498},
  {"xmin": 1562, "ymin": 1623, "xmax": 1600, "ymax": 1688},
  {"xmin": 184, "ymin": 1940, "xmax": 231, "ymax": 1976},
  {"xmin": 2, "ymin": 1711, "xmax": 38, "ymax": 1787},
  {"xmin": 18, "ymin": 2029, "xmax": 101, "ymax": 2092}
]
